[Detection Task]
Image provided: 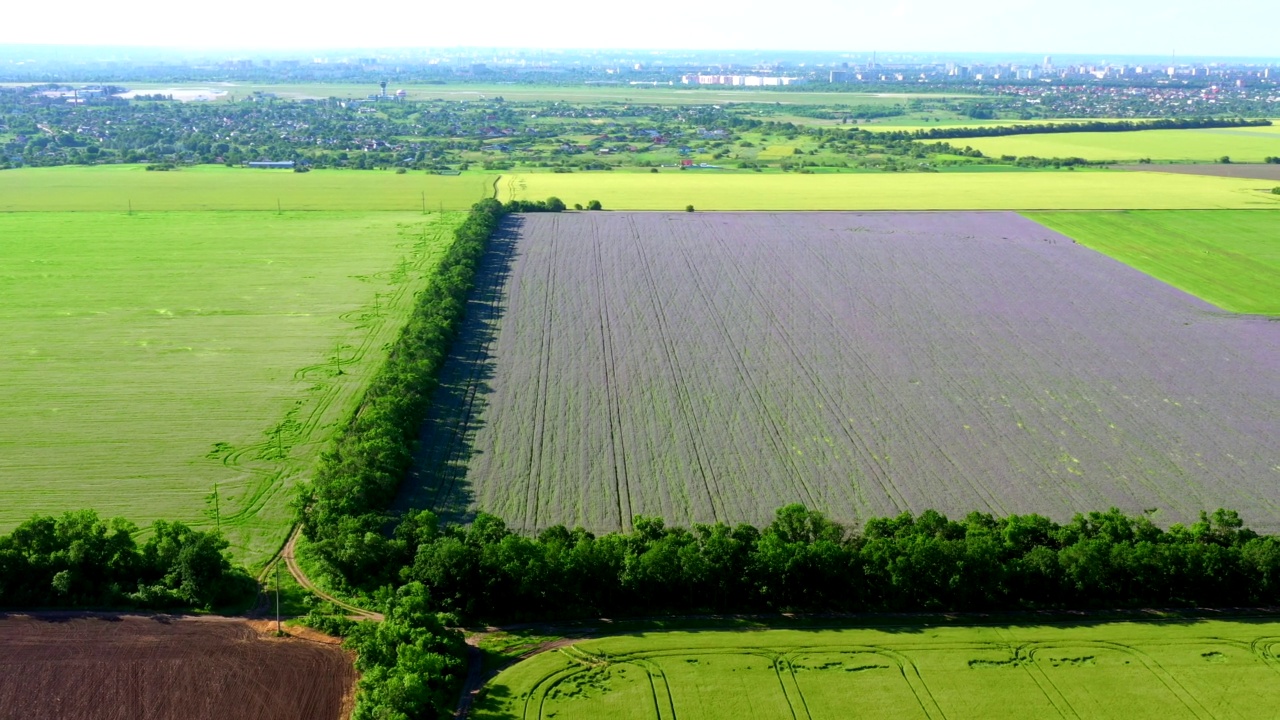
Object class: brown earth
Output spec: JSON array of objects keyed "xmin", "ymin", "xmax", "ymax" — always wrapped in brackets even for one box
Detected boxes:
[
  {"xmin": 1115, "ymin": 163, "xmax": 1280, "ymax": 180},
  {"xmin": 0, "ymin": 615, "xmax": 355, "ymax": 720}
]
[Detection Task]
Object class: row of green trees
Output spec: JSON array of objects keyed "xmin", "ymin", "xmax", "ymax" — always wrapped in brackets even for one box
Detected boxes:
[
  {"xmin": 292, "ymin": 198, "xmax": 520, "ymax": 720},
  {"xmin": 377, "ymin": 505, "xmax": 1280, "ymax": 623},
  {"xmin": 874, "ymin": 117, "xmax": 1271, "ymax": 142},
  {"xmin": 298, "ymin": 198, "xmax": 509, "ymax": 580},
  {"xmin": 0, "ymin": 510, "xmax": 254, "ymax": 609}
]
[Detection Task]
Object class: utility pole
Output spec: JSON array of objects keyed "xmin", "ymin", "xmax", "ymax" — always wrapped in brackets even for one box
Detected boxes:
[
  {"xmin": 421, "ymin": 191, "xmax": 426, "ymax": 214},
  {"xmin": 212, "ymin": 483, "xmax": 220, "ymax": 533},
  {"xmin": 275, "ymin": 561, "xmax": 281, "ymax": 635},
  {"xmin": 128, "ymin": 199, "xmax": 132, "ymax": 216}
]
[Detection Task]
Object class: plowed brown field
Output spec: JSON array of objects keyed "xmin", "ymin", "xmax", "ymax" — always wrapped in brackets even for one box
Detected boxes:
[{"xmin": 0, "ymin": 615, "xmax": 355, "ymax": 720}]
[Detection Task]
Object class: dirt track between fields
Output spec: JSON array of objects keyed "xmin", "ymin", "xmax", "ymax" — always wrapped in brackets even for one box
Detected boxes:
[{"xmin": 279, "ymin": 527, "xmax": 383, "ymax": 621}]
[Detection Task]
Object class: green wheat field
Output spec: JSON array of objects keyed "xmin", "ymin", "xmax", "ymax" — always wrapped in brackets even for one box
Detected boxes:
[
  {"xmin": 0, "ymin": 209, "xmax": 464, "ymax": 565},
  {"xmin": 476, "ymin": 619, "xmax": 1280, "ymax": 720}
]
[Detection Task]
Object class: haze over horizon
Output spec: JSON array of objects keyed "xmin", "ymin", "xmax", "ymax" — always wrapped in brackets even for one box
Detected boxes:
[{"xmin": 1, "ymin": 0, "xmax": 1275, "ymax": 60}]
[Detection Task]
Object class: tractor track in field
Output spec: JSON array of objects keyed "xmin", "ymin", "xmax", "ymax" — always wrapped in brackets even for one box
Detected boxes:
[
  {"xmin": 449, "ymin": 606, "xmax": 1280, "ymax": 719},
  {"xmin": 455, "ymin": 634, "xmax": 588, "ymax": 719}
]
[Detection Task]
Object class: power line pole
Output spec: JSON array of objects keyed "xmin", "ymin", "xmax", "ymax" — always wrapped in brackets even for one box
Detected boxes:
[{"xmin": 275, "ymin": 560, "xmax": 281, "ymax": 635}]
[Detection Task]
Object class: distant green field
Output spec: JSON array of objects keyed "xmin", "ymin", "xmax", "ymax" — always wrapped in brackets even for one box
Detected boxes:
[
  {"xmin": 1029, "ymin": 210, "xmax": 1280, "ymax": 315},
  {"xmin": 499, "ymin": 171, "xmax": 1280, "ymax": 210},
  {"xmin": 49, "ymin": 81, "xmax": 974, "ymax": 105},
  {"xmin": 475, "ymin": 619, "xmax": 1280, "ymax": 720},
  {"xmin": 860, "ymin": 117, "xmax": 1118, "ymax": 132},
  {"xmin": 960, "ymin": 125, "xmax": 1280, "ymax": 162},
  {"xmin": 0, "ymin": 165, "xmax": 496, "ymax": 212},
  {"xmin": 0, "ymin": 211, "xmax": 463, "ymax": 566}
]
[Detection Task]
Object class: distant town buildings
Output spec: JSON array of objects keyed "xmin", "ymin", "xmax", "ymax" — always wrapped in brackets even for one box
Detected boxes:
[{"xmin": 681, "ymin": 74, "xmax": 806, "ymax": 86}]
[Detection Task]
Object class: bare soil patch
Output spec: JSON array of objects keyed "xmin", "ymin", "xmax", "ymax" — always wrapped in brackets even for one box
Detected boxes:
[
  {"xmin": 0, "ymin": 615, "xmax": 355, "ymax": 720},
  {"xmin": 1115, "ymin": 163, "xmax": 1280, "ymax": 180}
]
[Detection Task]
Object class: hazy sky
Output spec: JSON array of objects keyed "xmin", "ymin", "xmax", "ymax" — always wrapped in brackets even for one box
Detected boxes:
[{"xmin": 2, "ymin": 0, "xmax": 1274, "ymax": 59}]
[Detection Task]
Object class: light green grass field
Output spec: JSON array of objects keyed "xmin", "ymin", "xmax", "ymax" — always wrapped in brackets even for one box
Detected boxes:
[
  {"xmin": 0, "ymin": 165, "xmax": 496, "ymax": 212},
  {"xmin": 475, "ymin": 619, "xmax": 1280, "ymax": 720},
  {"xmin": 499, "ymin": 171, "xmax": 1280, "ymax": 210},
  {"xmin": 959, "ymin": 125, "xmax": 1280, "ymax": 163},
  {"xmin": 0, "ymin": 210, "xmax": 464, "ymax": 566},
  {"xmin": 1028, "ymin": 210, "xmax": 1280, "ymax": 315}
]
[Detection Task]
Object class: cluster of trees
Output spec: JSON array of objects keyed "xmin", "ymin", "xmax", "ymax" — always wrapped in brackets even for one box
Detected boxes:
[
  {"xmin": 1264, "ymin": 156, "xmax": 1280, "ymax": 164},
  {"xmin": 298, "ymin": 199, "xmax": 506, "ymax": 580},
  {"xmin": 306, "ymin": 583, "xmax": 466, "ymax": 720},
  {"xmin": 0, "ymin": 510, "xmax": 253, "ymax": 609},
  {"xmin": 501, "ymin": 197, "xmax": 604, "ymax": 212},
  {"xmin": 502, "ymin": 196, "xmax": 566, "ymax": 212},
  {"xmin": 342, "ymin": 505, "xmax": 1280, "ymax": 624},
  {"xmin": 875, "ymin": 117, "xmax": 1271, "ymax": 142},
  {"xmin": 996, "ymin": 155, "xmax": 1094, "ymax": 168}
]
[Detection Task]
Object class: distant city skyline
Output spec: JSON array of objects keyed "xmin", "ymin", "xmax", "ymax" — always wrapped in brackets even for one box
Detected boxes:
[{"xmin": 1, "ymin": 0, "xmax": 1276, "ymax": 60}]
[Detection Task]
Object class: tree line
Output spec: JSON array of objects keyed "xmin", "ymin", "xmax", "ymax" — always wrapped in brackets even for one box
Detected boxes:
[
  {"xmin": 298, "ymin": 198, "xmax": 510, "ymax": 579},
  {"xmin": 871, "ymin": 117, "xmax": 1272, "ymax": 142},
  {"xmin": 0, "ymin": 510, "xmax": 253, "ymax": 609},
  {"xmin": 361, "ymin": 504, "xmax": 1280, "ymax": 624}
]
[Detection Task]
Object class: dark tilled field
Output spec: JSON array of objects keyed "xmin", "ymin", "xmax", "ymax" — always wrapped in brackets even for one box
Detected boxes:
[
  {"xmin": 1115, "ymin": 163, "xmax": 1280, "ymax": 180},
  {"xmin": 404, "ymin": 212, "xmax": 1280, "ymax": 532},
  {"xmin": 0, "ymin": 616, "xmax": 355, "ymax": 720}
]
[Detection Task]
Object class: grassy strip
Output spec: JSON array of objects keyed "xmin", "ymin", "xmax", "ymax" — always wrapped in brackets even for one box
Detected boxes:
[
  {"xmin": 498, "ymin": 171, "xmax": 1280, "ymax": 210},
  {"xmin": 871, "ymin": 116, "xmax": 1271, "ymax": 142},
  {"xmin": 0, "ymin": 166, "xmax": 494, "ymax": 212},
  {"xmin": 297, "ymin": 198, "xmax": 506, "ymax": 583}
]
